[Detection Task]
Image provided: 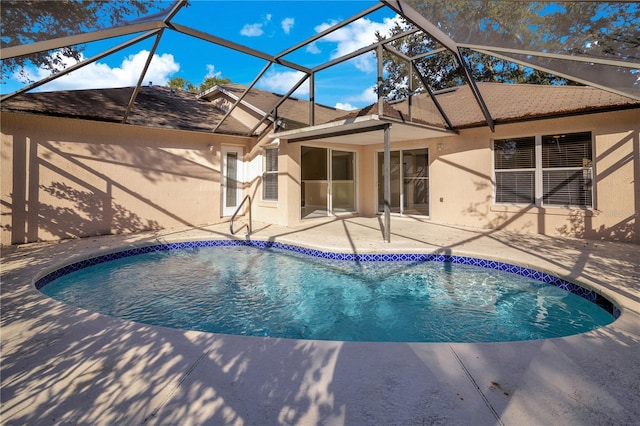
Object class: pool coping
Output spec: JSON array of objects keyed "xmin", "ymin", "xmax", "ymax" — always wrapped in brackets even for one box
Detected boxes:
[{"xmin": 2, "ymin": 219, "xmax": 640, "ymax": 425}]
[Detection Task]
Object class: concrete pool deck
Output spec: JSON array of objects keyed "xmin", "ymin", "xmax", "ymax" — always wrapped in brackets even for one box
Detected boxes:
[{"xmin": 1, "ymin": 216, "xmax": 639, "ymax": 425}]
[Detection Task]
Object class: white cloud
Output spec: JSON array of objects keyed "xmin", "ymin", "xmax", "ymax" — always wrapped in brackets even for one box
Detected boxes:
[
  {"xmin": 240, "ymin": 23, "xmax": 264, "ymax": 37},
  {"xmin": 281, "ymin": 17, "xmax": 294, "ymax": 34},
  {"xmin": 258, "ymin": 69, "xmax": 309, "ymax": 97},
  {"xmin": 241, "ymin": 14, "xmax": 274, "ymax": 37},
  {"xmin": 314, "ymin": 15, "xmax": 402, "ymax": 72},
  {"xmin": 334, "ymin": 86, "xmax": 377, "ymax": 110},
  {"xmin": 17, "ymin": 50, "xmax": 180, "ymax": 91},
  {"xmin": 334, "ymin": 102, "xmax": 357, "ymax": 110},
  {"xmin": 306, "ymin": 42, "xmax": 321, "ymax": 54},
  {"xmin": 356, "ymin": 86, "xmax": 378, "ymax": 104},
  {"xmin": 205, "ymin": 64, "xmax": 222, "ymax": 79},
  {"xmin": 257, "ymin": 69, "xmax": 376, "ymax": 111}
]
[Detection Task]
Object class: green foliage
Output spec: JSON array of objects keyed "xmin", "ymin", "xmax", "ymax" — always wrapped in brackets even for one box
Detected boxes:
[
  {"xmin": 377, "ymin": 17, "xmax": 569, "ymax": 100},
  {"xmin": 378, "ymin": 1, "xmax": 639, "ymax": 100},
  {"xmin": 167, "ymin": 75, "xmax": 232, "ymax": 93},
  {"xmin": 168, "ymin": 77, "xmax": 196, "ymax": 92},
  {"xmin": 199, "ymin": 76, "xmax": 231, "ymax": 92},
  {"xmin": 1, "ymin": 1, "xmax": 164, "ymax": 82}
]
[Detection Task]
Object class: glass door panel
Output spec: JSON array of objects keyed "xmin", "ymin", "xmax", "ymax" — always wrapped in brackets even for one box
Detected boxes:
[
  {"xmin": 377, "ymin": 151, "xmax": 401, "ymax": 213},
  {"xmin": 377, "ymin": 149, "xmax": 429, "ymax": 216},
  {"xmin": 403, "ymin": 149, "xmax": 429, "ymax": 215},
  {"xmin": 226, "ymin": 153, "xmax": 238, "ymax": 207},
  {"xmin": 331, "ymin": 150, "xmax": 355, "ymax": 213},
  {"xmin": 301, "ymin": 147, "xmax": 357, "ymax": 218},
  {"xmin": 301, "ymin": 147, "xmax": 328, "ymax": 218},
  {"xmin": 222, "ymin": 146, "xmax": 243, "ymax": 217}
]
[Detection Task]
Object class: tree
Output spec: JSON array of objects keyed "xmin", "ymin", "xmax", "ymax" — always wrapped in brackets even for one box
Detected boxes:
[
  {"xmin": 376, "ymin": 17, "xmax": 570, "ymax": 100},
  {"xmin": 1, "ymin": 1, "xmax": 164, "ymax": 82},
  {"xmin": 401, "ymin": 0, "xmax": 638, "ymax": 61},
  {"xmin": 377, "ymin": 0, "xmax": 639, "ymax": 100},
  {"xmin": 168, "ymin": 77, "xmax": 196, "ymax": 93},
  {"xmin": 199, "ymin": 76, "xmax": 231, "ymax": 92},
  {"xmin": 167, "ymin": 75, "xmax": 231, "ymax": 93}
]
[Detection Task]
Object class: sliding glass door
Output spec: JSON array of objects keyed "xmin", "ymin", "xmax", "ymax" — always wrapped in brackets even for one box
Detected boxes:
[
  {"xmin": 331, "ymin": 150, "xmax": 355, "ymax": 212},
  {"xmin": 301, "ymin": 146, "xmax": 356, "ymax": 218},
  {"xmin": 377, "ymin": 148, "xmax": 429, "ymax": 216},
  {"xmin": 301, "ymin": 147, "xmax": 327, "ymax": 218}
]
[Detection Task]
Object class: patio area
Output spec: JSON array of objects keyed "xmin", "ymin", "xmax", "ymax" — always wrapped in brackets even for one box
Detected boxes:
[{"xmin": 1, "ymin": 216, "xmax": 639, "ymax": 425}]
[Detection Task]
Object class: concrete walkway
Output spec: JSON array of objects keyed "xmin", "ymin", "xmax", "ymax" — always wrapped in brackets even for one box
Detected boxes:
[{"xmin": 2, "ymin": 217, "xmax": 639, "ymax": 425}]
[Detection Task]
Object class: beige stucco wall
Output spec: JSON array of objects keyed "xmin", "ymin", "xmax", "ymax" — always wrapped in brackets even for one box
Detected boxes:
[
  {"xmin": 353, "ymin": 109, "xmax": 639, "ymax": 243},
  {"xmin": 1, "ymin": 112, "xmax": 250, "ymax": 245},
  {"xmin": 242, "ymin": 108, "xmax": 639, "ymax": 243},
  {"xmin": 243, "ymin": 134, "xmax": 291, "ymax": 227},
  {"xmin": 2, "ymin": 107, "xmax": 638, "ymax": 246}
]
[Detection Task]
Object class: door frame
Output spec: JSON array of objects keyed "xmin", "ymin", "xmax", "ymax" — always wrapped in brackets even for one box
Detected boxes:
[
  {"xmin": 375, "ymin": 147, "xmax": 430, "ymax": 217},
  {"xmin": 300, "ymin": 145, "xmax": 358, "ymax": 219},
  {"xmin": 221, "ymin": 146, "xmax": 244, "ymax": 217}
]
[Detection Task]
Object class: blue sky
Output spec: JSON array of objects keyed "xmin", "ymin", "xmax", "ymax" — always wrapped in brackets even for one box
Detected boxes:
[{"xmin": 3, "ymin": 1, "xmax": 402, "ymax": 110}]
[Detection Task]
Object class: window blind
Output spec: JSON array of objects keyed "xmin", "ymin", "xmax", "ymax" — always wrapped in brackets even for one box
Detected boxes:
[
  {"xmin": 543, "ymin": 169, "xmax": 592, "ymax": 207},
  {"xmin": 263, "ymin": 147, "xmax": 278, "ymax": 201},
  {"xmin": 542, "ymin": 132, "xmax": 592, "ymax": 168},
  {"xmin": 495, "ymin": 170, "xmax": 535, "ymax": 204},
  {"xmin": 494, "ymin": 137, "xmax": 535, "ymax": 204},
  {"xmin": 494, "ymin": 137, "xmax": 535, "ymax": 169},
  {"xmin": 493, "ymin": 132, "xmax": 593, "ymax": 208}
]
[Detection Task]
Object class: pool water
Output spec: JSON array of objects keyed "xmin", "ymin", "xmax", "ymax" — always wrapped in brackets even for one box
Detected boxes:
[{"xmin": 40, "ymin": 245, "xmax": 615, "ymax": 343}]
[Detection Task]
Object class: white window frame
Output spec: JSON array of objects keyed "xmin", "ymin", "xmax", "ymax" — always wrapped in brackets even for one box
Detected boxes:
[
  {"xmin": 493, "ymin": 132, "xmax": 594, "ymax": 209},
  {"xmin": 300, "ymin": 144, "xmax": 358, "ymax": 217}
]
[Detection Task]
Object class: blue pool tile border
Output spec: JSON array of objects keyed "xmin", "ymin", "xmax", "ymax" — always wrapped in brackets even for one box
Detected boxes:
[{"xmin": 34, "ymin": 239, "xmax": 620, "ymax": 318}]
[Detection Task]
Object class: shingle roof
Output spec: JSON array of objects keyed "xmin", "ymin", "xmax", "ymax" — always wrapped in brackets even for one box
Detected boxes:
[
  {"xmin": 2, "ymin": 83, "xmax": 638, "ymax": 135},
  {"xmin": 390, "ymin": 83, "xmax": 640, "ymax": 129},
  {"xmin": 334, "ymin": 101, "xmax": 413, "ymax": 122},
  {"xmin": 208, "ymin": 84, "xmax": 349, "ymax": 128},
  {"xmin": 1, "ymin": 85, "xmax": 251, "ymax": 134}
]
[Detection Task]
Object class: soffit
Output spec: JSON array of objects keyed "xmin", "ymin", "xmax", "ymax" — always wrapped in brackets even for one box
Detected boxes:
[{"xmin": 270, "ymin": 115, "xmax": 456, "ymax": 145}]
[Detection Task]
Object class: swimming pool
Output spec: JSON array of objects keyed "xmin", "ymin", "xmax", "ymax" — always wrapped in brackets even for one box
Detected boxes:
[{"xmin": 36, "ymin": 240, "xmax": 617, "ymax": 343}]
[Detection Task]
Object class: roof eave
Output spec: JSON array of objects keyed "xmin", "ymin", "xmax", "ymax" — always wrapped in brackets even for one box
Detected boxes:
[
  {"xmin": 455, "ymin": 104, "xmax": 640, "ymax": 130},
  {"xmin": 270, "ymin": 114, "xmax": 456, "ymax": 145}
]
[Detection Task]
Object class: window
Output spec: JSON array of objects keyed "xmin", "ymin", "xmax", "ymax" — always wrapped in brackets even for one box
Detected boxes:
[
  {"xmin": 542, "ymin": 132, "xmax": 593, "ymax": 207},
  {"xmin": 262, "ymin": 147, "xmax": 278, "ymax": 201},
  {"xmin": 494, "ymin": 137, "xmax": 535, "ymax": 204},
  {"xmin": 494, "ymin": 132, "xmax": 593, "ymax": 208}
]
